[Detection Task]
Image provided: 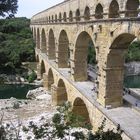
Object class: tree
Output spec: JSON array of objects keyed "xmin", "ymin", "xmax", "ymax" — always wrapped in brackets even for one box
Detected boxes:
[{"xmin": 0, "ymin": 0, "xmax": 18, "ymax": 18}]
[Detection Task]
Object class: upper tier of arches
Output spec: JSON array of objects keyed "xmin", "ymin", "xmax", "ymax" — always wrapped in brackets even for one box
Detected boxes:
[{"xmin": 31, "ymin": 0, "xmax": 140, "ymax": 24}]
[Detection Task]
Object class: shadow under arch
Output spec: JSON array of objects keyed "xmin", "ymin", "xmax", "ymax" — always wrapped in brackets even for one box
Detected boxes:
[
  {"xmin": 105, "ymin": 33, "xmax": 136, "ymax": 107},
  {"xmin": 41, "ymin": 28, "xmax": 47, "ymax": 53},
  {"xmin": 125, "ymin": 0, "xmax": 139, "ymax": 17},
  {"xmin": 40, "ymin": 60, "xmax": 46, "ymax": 78},
  {"xmin": 109, "ymin": 0, "xmax": 119, "ymax": 18},
  {"xmin": 84, "ymin": 6, "xmax": 90, "ymax": 20},
  {"xmin": 72, "ymin": 97, "xmax": 91, "ymax": 126},
  {"xmin": 95, "ymin": 3, "xmax": 103, "ymax": 19},
  {"xmin": 73, "ymin": 31, "xmax": 96, "ymax": 81},
  {"xmin": 58, "ymin": 30, "xmax": 70, "ymax": 68},
  {"xmin": 56, "ymin": 79, "xmax": 68, "ymax": 105},
  {"xmin": 37, "ymin": 28, "xmax": 40, "ymax": 49},
  {"xmin": 48, "ymin": 68, "xmax": 54, "ymax": 90},
  {"xmin": 48, "ymin": 29, "xmax": 55, "ymax": 59}
]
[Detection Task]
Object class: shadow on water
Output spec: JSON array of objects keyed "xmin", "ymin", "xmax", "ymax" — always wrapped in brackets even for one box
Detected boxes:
[{"xmin": 0, "ymin": 84, "xmax": 38, "ymax": 99}]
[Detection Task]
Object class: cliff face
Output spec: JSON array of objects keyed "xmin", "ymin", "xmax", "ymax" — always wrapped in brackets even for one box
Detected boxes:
[{"xmin": 125, "ymin": 62, "xmax": 140, "ymax": 76}]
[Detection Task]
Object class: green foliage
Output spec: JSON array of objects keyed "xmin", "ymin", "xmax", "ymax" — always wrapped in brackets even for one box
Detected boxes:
[
  {"xmin": 27, "ymin": 71, "xmax": 37, "ymax": 83},
  {"xmin": 0, "ymin": 17, "xmax": 35, "ymax": 74},
  {"xmin": 125, "ymin": 41, "xmax": 140, "ymax": 62},
  {"xmin": 0, "ymin": 0, "xmax": 18, "ymax": 18}
]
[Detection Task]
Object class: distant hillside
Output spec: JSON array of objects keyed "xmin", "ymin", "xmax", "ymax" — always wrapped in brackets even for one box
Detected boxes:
[{"xmin": 0, "ymin": 17, "xmax": 35, "ymax": 74}]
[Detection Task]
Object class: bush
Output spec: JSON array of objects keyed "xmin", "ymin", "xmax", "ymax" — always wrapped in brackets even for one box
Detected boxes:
[{"xmin": 27, "ymin": 71, "xmax": 37, "ymax": 83}]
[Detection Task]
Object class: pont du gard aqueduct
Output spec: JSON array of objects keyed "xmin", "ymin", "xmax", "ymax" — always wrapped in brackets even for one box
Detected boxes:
[{"xmin": 30, "ymin": 0, "xmax": 140, "ymax": 139}]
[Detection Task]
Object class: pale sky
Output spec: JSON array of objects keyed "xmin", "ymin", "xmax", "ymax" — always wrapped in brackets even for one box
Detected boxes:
[{"xmin": 16, "ymin": 0, "xmax": 64, "ymax": 18}]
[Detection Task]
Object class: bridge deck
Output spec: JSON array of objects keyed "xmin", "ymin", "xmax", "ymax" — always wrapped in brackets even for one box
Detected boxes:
[{"xmin": 40, "ymin": 52, "xmax": 140, "ymax": 140}]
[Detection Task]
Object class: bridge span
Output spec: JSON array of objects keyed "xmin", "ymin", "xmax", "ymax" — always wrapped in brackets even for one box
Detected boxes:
[{"xmin": 31, "ymin": 0, "xmax": 140, "ymax": 139}]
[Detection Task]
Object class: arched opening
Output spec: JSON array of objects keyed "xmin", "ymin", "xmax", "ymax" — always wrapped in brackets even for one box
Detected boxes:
[
  {"xmin": 72, "ymin": 98, "xmax": 91, "ymax": 126},
  {"xmin": 41, "ymin": 29, "xmax": 47, "ymax": 53},
  {"xmin": 109, "ymin": 0, "xmax": 119, "ymax": 18},
  {"xmin": 59, "ymin": 13, "xmax": 62, "ymax": 22},
  {"xmin": 73, "ymin": 31, "xmax": 96, "ymax": 81},
  {"xmin": 63, "ymin": 12, "xmax": 67, "ymax": 22},
  {"xmin": 49, "ymin": 16, "xmax": 51, "ymax": 22},
  {"xmin": 33, "ymin": 28, "xmax": 36, "ymax": 41},
  {"xmin": 37, "ymin": 28, "xmax": 40, "ymax": 49},
  {"xmin": 55, "ymin": 14, "xmax": 57, "ymax": 22},
  {"xmin": 105, "ymin": 33, "xmax": 136, "ymax": 107},
  {"xmin": 58, "ymin": 30, "xmax": 70, "ymax": 68},
  {"xmin": 95, "ymin": 4, "xmax": 103, "ymax": 19},
  {"xmin": 125, "ymin": 0, "xmax": 139, "ymax": 17},
  {"xmin": 40, "ymin": 60, "xmax": 46, "ymax": 78},
  {"xmin": 48, "ymin": 68, "xmax": 54, "ymax": 90},
  {"xmin": 48, "ymin": 29, "xmax": 55, "ymax": 59},
  {"xmin": 52, "ymin": 15, "xmax": 54, "ymax": 22},
  {"xmin": 36, "ymin": 55, "xmax": 39, "ymax": 63},
  {"xmin": 56, "ymin": 79, "xmax": 68, "ymax": 105},
  {"xmin": 69, "ymin": 11, "xmax": 73, "ymax": 22},
  {"xmin": 75, "ymin": 9, "xmax": 80, "ymax": 21},
  {"xmin": 84, "ymin": 6, "xmax": 90, "ymax": 20}
]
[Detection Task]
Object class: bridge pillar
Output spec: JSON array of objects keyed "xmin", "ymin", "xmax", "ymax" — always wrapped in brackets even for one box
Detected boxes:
[
  {"xmin": 37, "ymin": 63, "xmax": 41, "ymax": 80},
  {"xmin": 51, "ymin": 85, "xmax": 67, "ymax": 106},
  {"xmin": 43, "ymin": 73, "xmax": 49, "ymax": 90}
]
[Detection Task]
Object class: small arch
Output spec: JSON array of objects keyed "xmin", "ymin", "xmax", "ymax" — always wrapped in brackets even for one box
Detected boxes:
[
  {"xmin": 63, "ymin": 12, "xmax": 67, "ymax": 22},
  {"xmin": 48, "ymin": 68, "xmax": 54, "ymax": 90},
  {"xmin": 41, "ymin": 29, "xmax": 47, "ymax": 53},
  {"xmin": 36, "ymin": 55, "xmax": 39, "ymax": 62},
  {"xmin": 58, "ymin": 30, "xmax": 70, "ymax": 68},
  {"xmin": 48, "ymin": 29, "xmax": 55, "ymax": 59},
  {"xmin": 72, "ymin": 98, "xmax": 91, "ymax": 126},
  {"xmin": 69, "ymin": 11, "xmax": 73, "ymax": 22},
  {"xmin": 55, "ymin": 14, "xmax": 57, "ymax": 22},
  {"xmin": 84, "ymin": 6, "xmax": 90, "ymax": 20},
  {"xmin": 49, "ymin": 16, "xmax": 51, "ymax": 22},
  {"xmin": 57, "ymin": 79, "xmax": 68, "ymax": 105},
  {"xmin": 40, "ymin": 60, "xmax": 46, "ymax": 78},
  {"xmin": 59, "ymin": 12, "xmax": 62, "ymax": 22},
  {"xmin": 109, "ymin": 0, "xmax": 119, "ymax": 18},
  {"xmin": 95, "ymin": 4, "xmax": 103, "ymax": 19},
  {"xmin": 37, "ymin": 28, "xmax": 40, "ymax": 49},
  {"xmin": 75, "ymin": 9, "xmax": 81, "ymax": 21},
  {"xmin": 33, "ymin": 27, "xmax": 36, "ymax": 41},
  {"xmin": 126, "ymin": 0, "xmax": 139, "ymax": 17}
]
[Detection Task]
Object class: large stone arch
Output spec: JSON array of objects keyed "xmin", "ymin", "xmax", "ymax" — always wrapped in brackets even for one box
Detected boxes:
[
  {"xmin": 73, "ymin": 31, "xmax": 95, "ymax": 81},
  {"xmin": 37, "ymin": 28, "xmax": 40, "ymax": 49},
  {"xmin": 95, "ymin": 3, "xmax": 103, "ymax": 19},
  {"xmin": 103, "ymin": 33, "xmax": 136, "ymax": 108},
  {"xmin": 41, "ymin": 28, "xmax": 47, "ymax": 53},
  {"xmin": 125, "ymin": 0, "xmax": 139, "ymax": 17},
  {"xmin": 48, "ymin": 29, "xmax": 55, "ymax": 59},
  {"xmin": 52, "ymin": 79, "xmax": 68, "ymax": 105},
  {"xmin": 72, "ymin": 97, "xmax": 91, "ymax": 126},
  {"xmin": 47, "ymin": 68, "xmax": 54, "ymax": 90},
  {"xmin": 84, "ymin": 6, "xmax": 90, "ymax": 20},
  {"xmin": 109, "ymin": 0, "xmax": 119, "ymax": 18},
  {"xmin": 57, "ymin": 30, "xmax": 70, "ymax": 68}
]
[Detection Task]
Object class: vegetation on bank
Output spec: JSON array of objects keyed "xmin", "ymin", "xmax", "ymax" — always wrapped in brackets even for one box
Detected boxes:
[{"xmin": 0, "ymin": 17, "xmax": 35, "ymax": 74}]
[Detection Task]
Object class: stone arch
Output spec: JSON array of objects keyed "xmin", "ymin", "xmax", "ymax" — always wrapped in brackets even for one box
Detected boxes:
[
  {"xmin": 95, "ymin": 3, "xmax": 103, "ymax": 19},
  {"xmin": 55, "ymin": 79, "xmax": 68, "ymax": 105},
  {"xmin": 41, "ymin": 28, "xmax": 47, "ymax": 53},
  {"xmin": 58, "ymin": 30, "xmax": 70, "ymax": 68},
  {"xmin": 48, "ymin": 29, "xmax": 55, "ymax": 59},
  {"xmin": 47, "ymin": 68, "xmax": 54, "ymax": 90},
  {"xmin": 33, "ymin": 27, "xmax": 36, "ymax": 41},
  {"xmin": 52, "ymin": 15, "xmax": 54, "ymax": 22},
  {"xmin": 75, "ymin": 9, "xmax": 80, "ymax": 21},
  {"xmin": 59, "ymin": 12, "xmax": 62, "ymax": 22},
  {"xmin": 40, "ymin": 60, "xmax": 46, "ymax": 78},
  {"xmin": 72, "ymin": 97, "xmax": 91, "ymax": 125},
  {"xmin": 73, "ymin": 31, "xmax": 95, "ymax": 81},
  {"xmin": 36, "ymin": 55, "xmax": 39, "ymax": 62},
  {"xmin": 55, "ymin": 14, "xmax": 57, "ymax": 22},
  {"xmin": 69, "ymin": 11, "xmax": 73, "ymax": 22},
  {"xmin": 109, "ymin": 0, "xmax": 119, "ymax": 18},
  {"xmin": 125, "ymin": 0, "xmax": 139, "ymax": 17},
  {"xmin": 49, "ymin": 16, "xmax": 51, "ymax": 22},
  {"xmin": 105, "ymin": 33, "xmax": 136, "ymax": 107},
  {"xmin": 84, "ymin": 6, "xmax": 90, "ymax": 20},
  {"xmin": 37, "ymin": 28, "xmax": 40, "ymax": 49},
  {"xmin": 63, "ymin": 12, "xmax": 67, "ymax": 22}
]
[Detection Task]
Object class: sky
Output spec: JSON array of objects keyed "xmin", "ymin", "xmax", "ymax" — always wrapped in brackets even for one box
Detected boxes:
[{"xmin": 15, "ymin": 0, "xmax": 64, "ymax": 18}]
